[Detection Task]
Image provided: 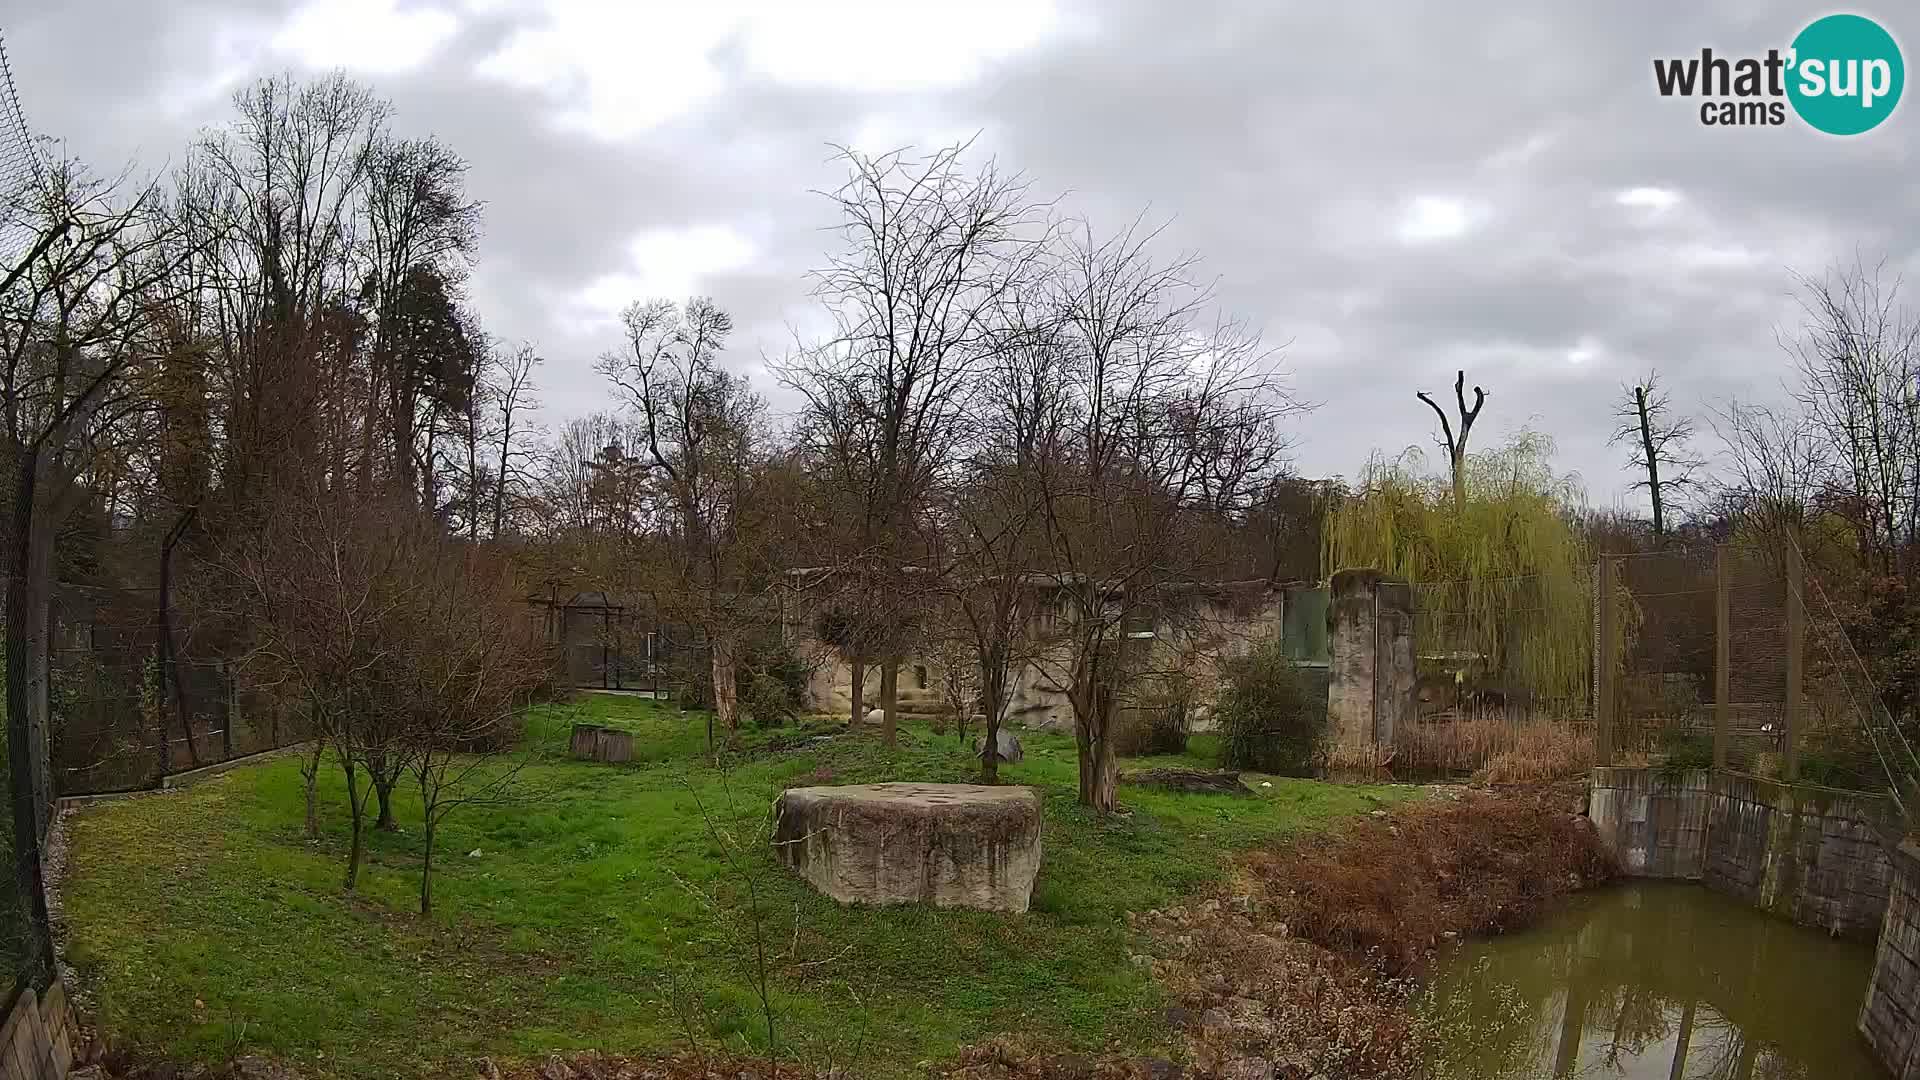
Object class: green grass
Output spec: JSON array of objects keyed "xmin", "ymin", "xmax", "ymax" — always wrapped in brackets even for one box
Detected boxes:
[{"xmin": 60, "ymin": 695, "xmax": 1413, "ymax": 1078}]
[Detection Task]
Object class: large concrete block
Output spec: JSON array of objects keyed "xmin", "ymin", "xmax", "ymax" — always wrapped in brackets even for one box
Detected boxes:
[
  {"xmin": 773, "ymin": 783, "xmax": 1043, "ymax": 912},
  {"xmin": 1327, "ymin": 569, "xmax": 1416, "ymax": 762}
]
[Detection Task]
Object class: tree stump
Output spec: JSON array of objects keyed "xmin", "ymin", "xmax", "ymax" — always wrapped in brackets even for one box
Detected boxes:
[
  {"xmin": 774, "ymin": 783, "xmax": 1043, "ymax": 912},
  {"xmin": 570, "ymin": 724, "xmax": 634, "ymax": 763}
]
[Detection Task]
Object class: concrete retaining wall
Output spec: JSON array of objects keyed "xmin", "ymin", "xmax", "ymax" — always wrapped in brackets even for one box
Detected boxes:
[
  {"xmin": 1588, "ymin": 766, "xmax": 1893, "ymax": 938},
  {"xmin": 1862, "ymin": 841, "xmax": 1920, "ymax": 1078}
]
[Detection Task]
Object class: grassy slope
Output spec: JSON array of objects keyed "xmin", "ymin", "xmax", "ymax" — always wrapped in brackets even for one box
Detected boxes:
[{"xmin": 60, "ymin": 696, "xmax": 1412, "ymax": 1078}]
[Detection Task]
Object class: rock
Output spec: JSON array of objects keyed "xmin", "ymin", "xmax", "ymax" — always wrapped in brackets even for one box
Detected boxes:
[
  {"xmin": 68, "ymin": 1068, "xmax": 105, "ymax": 1080},
  {"xmin": 973, "ymin": 729, "xmax": 1024, "ymax": 764},
  {"xmin": 864, "ymin": 707, "xmax": 885, "ymax": 727},
  {"xmin": 1143, "ymin": 1059, "xmax": 1182, "ymax": 1080},
  {"xmin": 536, "ymin": 1055, "xmax": 577, "ymax": 1080},
  {"xmin": 1120, "ymin": 768, "xmax": 1250, "ymax": 796},
  {"xmin": 475, "ymin": 1058, "xmax": 502, "ymax": 1080},
  {"xmin": 773, "ymin": 783, "xmax": 1044, "ymax": 912},
  {"xmin": 1221, "ymin": 1058, "xmax": 1273, "ymax": 1080},
  {"xmin": 1197, "ymin": 1007, "xmax": 1232, "ymax": 1033},
  {"xmin": 1162, "ymin": 1004, "xmax": 1196, "ymax": 1029}
]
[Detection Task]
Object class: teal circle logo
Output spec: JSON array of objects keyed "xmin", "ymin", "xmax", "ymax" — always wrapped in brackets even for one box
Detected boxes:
[{"xmin": 1788, "ymin": 14, "xmax": 1904, "ymax": 135}]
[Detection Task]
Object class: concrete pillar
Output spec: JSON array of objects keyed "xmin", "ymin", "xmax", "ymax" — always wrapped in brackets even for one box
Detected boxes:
[{"xmin": 1327, "ymin": 569, "xmax": 1416, "ymax": 762}]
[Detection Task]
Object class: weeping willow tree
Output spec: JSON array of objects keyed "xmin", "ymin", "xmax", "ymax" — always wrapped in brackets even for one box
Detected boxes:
[{"xmin": 1323, "ymin": 431, "xmax": 1592, "ymax": 703}]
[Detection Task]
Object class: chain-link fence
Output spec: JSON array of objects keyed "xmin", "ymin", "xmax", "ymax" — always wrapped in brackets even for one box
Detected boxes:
[
  {"xmin": 48, "ymin": 581, "xmax": 303, "ymax": 797},
  {"xmin": 1597, "ymin": 541, "xmax": 1910, "ymax": 800}
]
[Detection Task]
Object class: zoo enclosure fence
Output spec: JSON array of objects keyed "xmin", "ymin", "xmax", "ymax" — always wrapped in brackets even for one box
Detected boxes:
[{"xmin": 1595, "ymin": 542, "xmax": 1912, "ymax": 799}]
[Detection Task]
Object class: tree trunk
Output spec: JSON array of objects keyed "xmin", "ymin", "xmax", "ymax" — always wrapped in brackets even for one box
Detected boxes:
[
  {"xmin": 711, "ymin": 632, "xmax": 739, "ymax": 734},
  {"xmin": 419, "ymin": 808, "xmax": 437, "ymax": 916},
  {"xmin": 1635, "ymin": 386, "xmax": 1666, "ymax": 541},
  {"xmin": 980, "ymin": 665, "xmax": 1002, "ymax": 784},
  {"xmin": 302, "ymin": 741, "xmax": 324, "ymax": 840},
  {"xmin": 1075, "ymin": 680, "xmax": 1119, "ymax": 813},
  {"xmin": 24, "ymin": 502, "xmax": 56, "ymax": 833},
  {"xmin": 849, "ymin": 659, "xmax": 866, "ymax": 727},
  {"xmin": 880, "ymin": 661, "xmax": 898, "ymax": 747},
  {"xmin": 2, "ymin": 450, "xmax": 55, "ymax": 989},
  {"xmin": 372, "ymin": 761, "xmax": 398, "ymax": 831},
  {"xmin": 342, "ymin": 755, "xmax": 367, "ymax": 891},
  {"xmin": 156, "ymin": 507, "xmax": 201, "ymax": 769},
  {"xmin": 1450, "ymin": 448, "xmax": 1466, "ymax": 512}
]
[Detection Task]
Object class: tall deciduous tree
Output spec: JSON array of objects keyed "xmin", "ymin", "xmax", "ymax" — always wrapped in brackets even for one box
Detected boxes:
[
  {"xmin": 0, "ymin": 160, "xmax": 189, "ymax": 986},
  {"xmin": 787, "ymin": 142, "xmax": 1049, "ymax": 744},
  {"xmin": 1021, "ymin": 222, "xmax": 1299, "ymax": 812},
  {"xmin": 598, "ymin": 297, "xmax": 767, "ymax": 737}
]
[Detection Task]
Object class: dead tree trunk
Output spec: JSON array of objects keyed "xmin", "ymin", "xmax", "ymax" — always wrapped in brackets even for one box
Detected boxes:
[
  {"xmin": 1417, "ymin": 370, "xmax": 1487, "ymax": 511},
  {"xmin": 1635, "ymin": 385, "xmax": 1666, "ymax": 540}
]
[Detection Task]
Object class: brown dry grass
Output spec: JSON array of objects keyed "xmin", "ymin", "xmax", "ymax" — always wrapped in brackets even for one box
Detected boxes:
[
  {"xmin": 1372, "ymin": 717, "xmax": 1594, "ymax": 783},
  {"xmin": 1239, "ymin": 785, "xmax": 1612, "ymax": 975},
  {"xmin": 1115, "ymin": 786, "xmax": 1616, "ymax": 1080}
]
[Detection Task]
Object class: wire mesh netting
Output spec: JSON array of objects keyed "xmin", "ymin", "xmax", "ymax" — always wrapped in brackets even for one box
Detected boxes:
[
  {"xmin": 48, "ymin": 581, "xmax": 305, "ymax": 796},
  {"xmin": 1610, "ymin": 548, "xmax": 1718, "ymax": 764},
  {"xmin": 1595, "ymin": 541, "xmax": 1910, "ymax": 799}
]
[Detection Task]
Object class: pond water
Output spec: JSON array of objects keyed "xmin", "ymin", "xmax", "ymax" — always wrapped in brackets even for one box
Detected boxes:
[{"xmin": 1421, "ymin": 882, "xmax": 1885, "ymax": 1079}]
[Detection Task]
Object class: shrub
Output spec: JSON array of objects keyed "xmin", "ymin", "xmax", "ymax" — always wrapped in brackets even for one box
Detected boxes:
[
  {"xmin": 1217, "ymin": 639, "xmax": 1324, "ymax": 775},
  {"xmin": 668, "ymin": 633, "xmax": 816, "ymax": 726},
  {"xmin": 1113, "ymin": 671, "xmax": 1195, "ymax": 757}
]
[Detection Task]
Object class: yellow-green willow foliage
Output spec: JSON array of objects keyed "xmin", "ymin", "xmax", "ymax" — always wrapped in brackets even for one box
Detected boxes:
[{"xmin": 1323, "ymin": 431, "xmax": 1592, "ymax": 702}]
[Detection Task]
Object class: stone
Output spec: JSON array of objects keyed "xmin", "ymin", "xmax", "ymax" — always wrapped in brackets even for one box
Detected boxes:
[
  {"xmin": 864, "ymin": 707, "xmax": 885, "ymax": 727},
  {"xmin": 774, "ymin": 782, "xmax": 1043, "ymax": 912},
  {"xmin": 1220, "ymin": 1058, "xmax": 1273, "ymax": 1080},
  {"xmin": 1121, "ymin": 768, "xmax": 1249, "ymax": 796},
  {"xmin": 68, "ymin": 1069, "xmax": 105, "ymax": 1080},
  {"xmin": 231, "ymin": 1057, "xmax": 301, "ymax": 1080},
  {"xmin": 536, "ymin": 1055, "xmax": 577, "ymax": 1080},
  {"xmin": 973, "ymin": 729, "xmax": 1024, "ymax": 764}
]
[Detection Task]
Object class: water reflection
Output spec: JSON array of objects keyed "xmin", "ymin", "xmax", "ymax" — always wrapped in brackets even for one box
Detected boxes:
[{"xmin": 1421, "ymin": 882, "xmax": 1883, "ymax": 1079}]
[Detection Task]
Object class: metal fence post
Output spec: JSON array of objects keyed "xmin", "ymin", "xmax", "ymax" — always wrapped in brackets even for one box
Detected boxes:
[
  {"xmin": 1785, "ymin": 543, "xmax": 1804, "ymax": 782},
  {"xmin": 1714, "ymin": 544, "xmax": 1730, "ymax": 772},
  {"xmin": 1597, "ymin": 555, "xmax": 1616, "ymax": 767}
]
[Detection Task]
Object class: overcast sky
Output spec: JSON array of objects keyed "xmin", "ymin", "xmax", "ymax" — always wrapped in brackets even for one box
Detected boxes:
[{"xmin": 7, "ymin": 0, "xmax": 1918, "ymax": 509}]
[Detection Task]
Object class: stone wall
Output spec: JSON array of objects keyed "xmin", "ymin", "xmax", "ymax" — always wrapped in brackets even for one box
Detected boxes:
[
  {"xmin": 1588, "ymin": 766, "xmax": 1894, "ymax": 938},
  {"xmin": 1862, "ymin": 841, "xmax": 1920, "ymax": 1078},
  {"xmin": 0, "ymin": 980, "xmax": 76, "ymax": 1080}
]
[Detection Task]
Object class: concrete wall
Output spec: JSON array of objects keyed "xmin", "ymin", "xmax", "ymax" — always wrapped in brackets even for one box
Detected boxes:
[
  {"xmin": 1862, "ymin": 841, "xmax": 1920, "ymax": 1078},
  {"xmin": 794, "ymin": 585, "xmax": 1295, "ymax": 733},
  {"xmin": 1326, "ymin": 570, "xmax": 1415, "ymax": 759},
  {"xmin": 1589, "ymin": 766, "xmax": 1894, "ymax": 938}
]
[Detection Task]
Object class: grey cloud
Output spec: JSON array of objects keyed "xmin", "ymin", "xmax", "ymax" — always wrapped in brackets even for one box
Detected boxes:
[{"xmin": 7, "ymin": 0, "xmax": 1918, "ymax": 507}]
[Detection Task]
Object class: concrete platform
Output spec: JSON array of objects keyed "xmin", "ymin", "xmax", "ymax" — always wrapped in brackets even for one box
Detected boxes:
[{"xmin": 773, "ymin": 782, "xmax": 1043, "ymax": 912}]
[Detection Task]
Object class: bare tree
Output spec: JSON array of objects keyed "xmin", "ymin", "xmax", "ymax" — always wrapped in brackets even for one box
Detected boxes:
[
  {"xmin": 489, "ymin": 340, "xmax": 542, "ymax": 538},
  {"xmin": 1610, "ymin": 370, "xmax": 1701, "ymax": 542},
  {"xmin": 1784, "ymin": 260, "xmax": 1920, "ymax": 577},
  {"xmin": 597, "ymin": 297, "xmax": 767, "ymax": 737},
  {"xmin": 1019, "ymin": 221, "xmax": 1301, "ymax": 811},
  {"xmin": 1417, "ymin": 370, "xmax": 1487, "ymax": 510},
  {"xmin": 786, "ymin": 142, "xmax": 1051, "ymax": 745},
  {"xmin": 399, "ymin": 543, "xmax": 544, "ymax": 914},
  {"xmin": 0, "ymin": 158, "xmax": 194, "ymax": 984}
]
